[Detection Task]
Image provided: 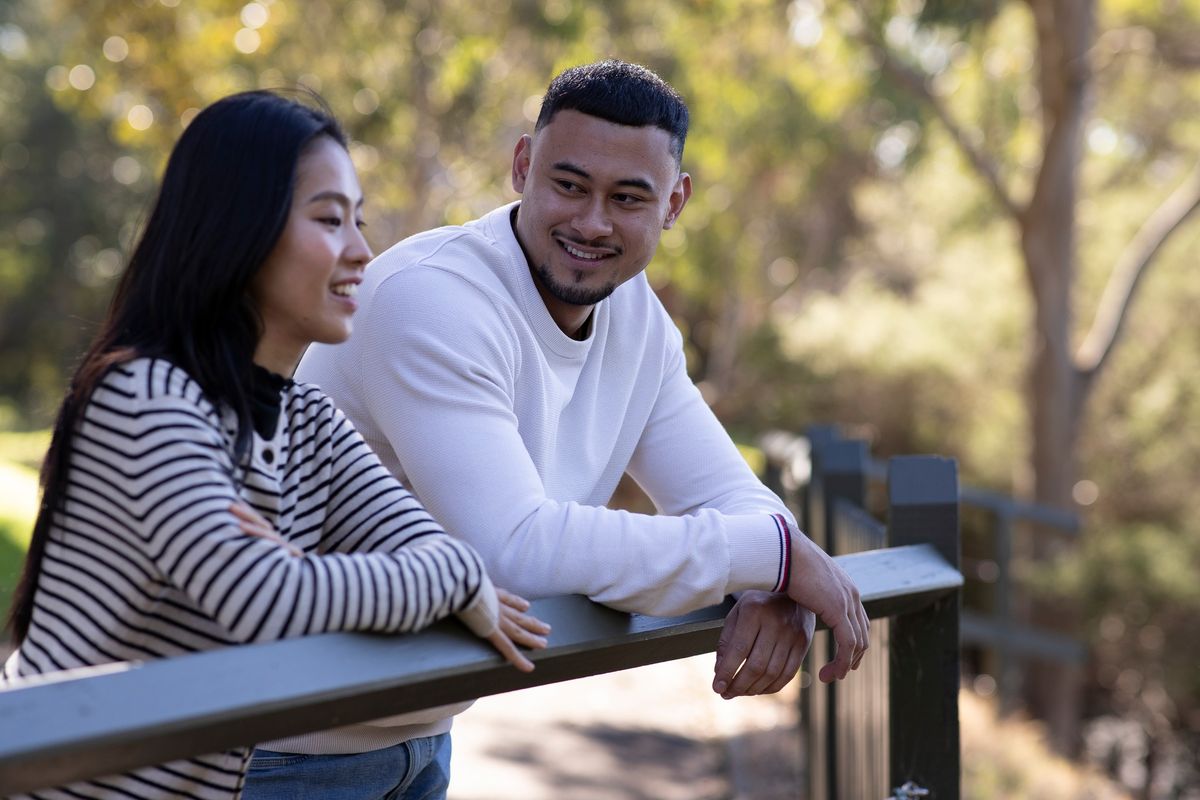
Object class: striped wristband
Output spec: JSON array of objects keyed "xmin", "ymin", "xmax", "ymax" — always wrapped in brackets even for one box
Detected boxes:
[{"xmin": 771, "ymin": 513, "xmax": 793, "ymax": 593}]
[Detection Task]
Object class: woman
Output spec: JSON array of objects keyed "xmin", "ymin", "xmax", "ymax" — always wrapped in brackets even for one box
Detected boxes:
[{"xmin": 1, "ymin": 90, "xmax": 548, "ymax": 799}]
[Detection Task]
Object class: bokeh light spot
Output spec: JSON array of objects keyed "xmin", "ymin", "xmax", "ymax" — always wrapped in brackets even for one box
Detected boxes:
[
  {"xmin": 103, "ymin": 36, "xmax": 130, "ymax": 62},
  {"xmin": 68, "ymin": 64, "xmax": 96, "ymax": 91},
  {"xmin": 234, "ymin": 28, "xmax": 261, "ymax": 54},
  {"xmin": 127, "ymin": 104, "xmax": 154, "ymax": 130}
]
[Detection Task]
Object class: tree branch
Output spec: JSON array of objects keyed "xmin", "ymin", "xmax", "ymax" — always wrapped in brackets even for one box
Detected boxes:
[
  {"xmin": 1076, "ymin": 160, "xmax": 1200, "ymax": 377},
  {"xmin": 854, "ymin": 10, "xmax": 1022, "ymax": 219}
]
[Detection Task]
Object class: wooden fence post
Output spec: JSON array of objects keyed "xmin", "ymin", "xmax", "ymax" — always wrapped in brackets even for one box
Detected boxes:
[{"xmin": 887, "ymin": 455, "xmax": 961, "ymax": 799}]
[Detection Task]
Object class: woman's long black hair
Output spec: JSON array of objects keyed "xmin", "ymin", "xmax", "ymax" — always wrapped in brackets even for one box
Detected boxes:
[{"xmin": 7, "ymin": 90, "xmax": 347, "ymax": 642}]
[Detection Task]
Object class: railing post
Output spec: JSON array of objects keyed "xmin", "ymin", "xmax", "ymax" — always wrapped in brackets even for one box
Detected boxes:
[
  {"xmin": 993, "ymin": 509, "xmax": 1018, "ymax": 715},
  {"xmin": 800, "ymin": 424, "xmax": 839, "ymax": 541},
  {"xmin": 807, "ymin": 432, "xmax": 868, "ymax": 800},
  {"xmin": 887, "ymin": 455, "xmax": 960, "ymax": 799}
]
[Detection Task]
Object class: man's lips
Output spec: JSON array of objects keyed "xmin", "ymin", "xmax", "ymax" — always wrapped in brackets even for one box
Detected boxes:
[{"xmin": 556, "ymin": 237, "xmax": 619, "ymax": 262}]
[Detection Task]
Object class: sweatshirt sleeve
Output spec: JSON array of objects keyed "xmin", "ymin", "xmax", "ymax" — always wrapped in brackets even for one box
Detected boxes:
[
  {"xmin": 356, "ymin": 268, "xmax": 788, "ymax": 617},
  {"xmin": 78, "ymin": 372, "xmax": 493, "ymax": 643},
  {"xmin": 626, "ymin": 327, "xmax": 799, "ymax": 591}
]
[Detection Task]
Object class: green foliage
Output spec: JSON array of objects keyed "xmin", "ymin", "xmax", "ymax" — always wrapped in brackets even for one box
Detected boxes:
[
  {"xmin": 0, "ymin": 450, "xmax": 38, "ymax": 631},
  {"xmin": 1051, "ymin": 522, "xmax": 1200, "ymax": 714},
  {"xmin": 962, "ymin": 690, "xmax": 1130, "ymax": 799},
  {"xmin": 0, "ymin": 429, "xmax": 51, "ymax": 472},
  {"xmin": 0, "ymin": 519, "xmax": 26, "ymax": 630},
  {"xmin": 3, "ymin": 0, "xmax": 1200, "ymax": 788}
]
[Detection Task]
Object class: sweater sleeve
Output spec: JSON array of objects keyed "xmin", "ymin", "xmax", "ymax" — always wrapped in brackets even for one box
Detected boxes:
[
  {"xmin": 356, "ymin": 268, "xmax": 787, "ymax": 617},
  {"xmin": 79, "ymin": 372, "xmax": 493, "ymax": 643},
  {"xmin": 311, "ymin": 403, "xmax": 499, "ymax": 636},
  {"xmin": 625, "ymin": 328, "xmax": 799, "ymax": 591}
]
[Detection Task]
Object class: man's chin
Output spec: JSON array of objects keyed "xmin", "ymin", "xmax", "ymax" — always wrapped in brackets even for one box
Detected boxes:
[{"xmin": 536, "ymin": 264, "xmax": 616, "ymax": 307}]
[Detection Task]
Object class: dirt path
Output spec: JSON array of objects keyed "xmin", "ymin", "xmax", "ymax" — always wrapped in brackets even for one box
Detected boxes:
[{"xmin": 449, "ymin": 654, "xmax": 804, "ymax": 800}]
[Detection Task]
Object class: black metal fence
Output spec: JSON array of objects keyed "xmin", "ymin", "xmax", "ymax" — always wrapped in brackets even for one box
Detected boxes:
[
  {"xmin": 0, "ymin": 453, "xmax": 963, "ymax": 799},
  {"xmin": 763, "ymin": 430, "xmax": 963, "ymax": 799}
]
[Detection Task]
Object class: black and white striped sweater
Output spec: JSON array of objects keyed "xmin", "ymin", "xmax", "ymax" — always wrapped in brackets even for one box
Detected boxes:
[{"xmin": 1, "ymin": 358, "xmax": 498, "ymax": 799}]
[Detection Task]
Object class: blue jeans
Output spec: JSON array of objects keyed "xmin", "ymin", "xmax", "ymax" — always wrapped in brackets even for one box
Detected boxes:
[{"xmin": 241, "ymin": 733, "xmax": 451, "ymax": 800}]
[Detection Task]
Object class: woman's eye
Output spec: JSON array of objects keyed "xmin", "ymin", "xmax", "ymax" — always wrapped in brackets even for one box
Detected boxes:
[{"xmin": 318, "ymin": 217, "xmax": 342, "ymax": 227}]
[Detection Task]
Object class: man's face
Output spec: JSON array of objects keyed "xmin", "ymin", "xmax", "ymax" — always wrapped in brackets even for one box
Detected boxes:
[{"xmin": 511, "ymin": 109, "xmax": 691, "ymax": 335}]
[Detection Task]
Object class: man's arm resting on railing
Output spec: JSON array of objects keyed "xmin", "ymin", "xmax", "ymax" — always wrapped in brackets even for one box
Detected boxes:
[{"xmin": 0, "ymin": 544, "xmax": 961, "ymax": 797}]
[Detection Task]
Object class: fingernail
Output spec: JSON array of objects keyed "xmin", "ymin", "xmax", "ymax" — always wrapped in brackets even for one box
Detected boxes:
[{"xmin": 714, "ymin": 680, "xmax": 727, "ymax": 693}]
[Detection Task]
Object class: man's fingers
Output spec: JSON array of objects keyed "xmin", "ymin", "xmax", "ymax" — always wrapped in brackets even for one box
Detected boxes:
[
  {"xmin": 857, "ymin": 602, "xmax": 871, "ymax": 662},
  {"xmin": 824, "ymin": 618, "xmax": 857, "ymax": 682},
  {"xmin": 740, "ymin": 640, "xmax": 792, "ymax": 696},
  {"xmin": 724, "ymin": 640, "xmax": 773, "ymax": 697},
  {"xmin": 712, "ymin": 619, "xmax": 754, "ymax": 694},
  {"xmin": 763, "ymin": 642, "xmax": 808, "ymax": 695}
]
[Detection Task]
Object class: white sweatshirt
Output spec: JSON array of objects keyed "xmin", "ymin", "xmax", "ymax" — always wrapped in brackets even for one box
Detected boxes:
[
  {"xmin": 299, "ymin": 202, "xmax": 793, "ymax": 616},
  {"xmin": 288, "ymin": 202, "xmax": 795, "ymax": 752}
]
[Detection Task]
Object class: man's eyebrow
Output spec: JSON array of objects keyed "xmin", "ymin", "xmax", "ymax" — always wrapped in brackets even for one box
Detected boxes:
[
  {"xmin": 306, "ymin": 190, "xmax": 364, "ymax": 209},
  {"xmin": 550, "ymin": 161, "xmax": 656, "ymax": 194}
]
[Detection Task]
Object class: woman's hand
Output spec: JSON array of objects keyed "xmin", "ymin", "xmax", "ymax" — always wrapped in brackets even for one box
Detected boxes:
[
  {"xmin": 484, "ymin": 588, "xmax": 551, "ymax": 672},
  {"xmin": 230, "ymin": 502, "xmax": 303, "ymax": 556}
]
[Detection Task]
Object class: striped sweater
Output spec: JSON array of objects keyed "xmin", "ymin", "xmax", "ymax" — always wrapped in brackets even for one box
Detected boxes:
[{"xmin": 1, "ymin": 357, "xmax": 499, "ymax": 799}]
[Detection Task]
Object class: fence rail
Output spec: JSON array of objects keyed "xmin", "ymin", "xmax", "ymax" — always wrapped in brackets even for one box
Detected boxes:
[{"xmin": 1, "ymin": 453, "xmax": 964, "ymax": 799}]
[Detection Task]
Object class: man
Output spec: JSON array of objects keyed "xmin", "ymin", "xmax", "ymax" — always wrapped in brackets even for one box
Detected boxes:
[{"xmin": 256, "ymin": 59, "xmax": 867, "ymax": 798}]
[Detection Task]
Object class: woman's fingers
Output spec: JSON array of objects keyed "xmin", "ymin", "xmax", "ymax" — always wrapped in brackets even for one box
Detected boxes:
[
  {"xmin": 501, "ymin": 614, "xmax": 549, "ymax": 649},
  {"xmin": 496, "ymin": 588, "xmax": 551, "ymax": 638},
  {"xmin": 481, "ymin": 589, "xmax": 551, "ymax": 670},
  {"xmin": 228, "ymin": 503, "xmax": 301, "ymax": 556},
  {"xmin": 496, "ymin": 588, "xmax": 531, "ymax": 612},
  {"xmin": 486, "ymin": 629, "xmax": 535, "ymax": 672}
]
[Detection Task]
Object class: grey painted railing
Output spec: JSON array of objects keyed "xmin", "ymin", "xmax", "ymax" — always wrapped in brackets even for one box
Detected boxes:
[{"xmin": 0, "ymin": 498, "xmax": 961, "ymax": 797}]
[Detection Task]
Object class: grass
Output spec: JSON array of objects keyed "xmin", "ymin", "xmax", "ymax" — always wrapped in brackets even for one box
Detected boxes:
[{"xmin": 0, "ymin": 430, "xmax": 45, "ymax": 627}]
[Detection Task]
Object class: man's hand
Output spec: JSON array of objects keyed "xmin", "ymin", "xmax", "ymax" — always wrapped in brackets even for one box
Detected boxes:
[
  {"xmin": 712, "ymin": 591, "xmax": 816, "ymax": 699},
  {"xmin": 785, "ymin": 533, "xmax": 869, "ymax": 682}
]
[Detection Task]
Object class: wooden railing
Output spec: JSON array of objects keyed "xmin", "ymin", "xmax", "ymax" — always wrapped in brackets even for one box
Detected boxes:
[{"xmin": 0, "ymin": 455, "xmax": 963, "ymax": 799}]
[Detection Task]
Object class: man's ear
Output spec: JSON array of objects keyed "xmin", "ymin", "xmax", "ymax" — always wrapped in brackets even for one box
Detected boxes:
[
  {"xmin": 511, "ymin": 134, "xmax": 533, "ymax": 194},
  {"xmin": 663, "ymin": 172, "xmax": 692, "ymax": 230}
]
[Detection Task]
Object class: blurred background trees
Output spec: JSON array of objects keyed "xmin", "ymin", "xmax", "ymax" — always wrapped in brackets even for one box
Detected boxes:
[{"xmin": 2, "ymin": 0, "xmax": 1198, "ymax": 795}]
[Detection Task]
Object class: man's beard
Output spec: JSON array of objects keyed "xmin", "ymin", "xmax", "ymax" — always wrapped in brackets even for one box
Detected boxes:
[{"xmin": 532, "ymin": 260, "xmax": 617, "ymax": 307}]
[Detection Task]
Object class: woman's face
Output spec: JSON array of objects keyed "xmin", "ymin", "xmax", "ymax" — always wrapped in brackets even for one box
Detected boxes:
[{"xmin": 251, "ymin": 136, "xmax": 372, "ymax": 375}]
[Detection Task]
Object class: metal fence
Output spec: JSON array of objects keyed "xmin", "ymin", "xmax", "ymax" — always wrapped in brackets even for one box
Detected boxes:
[{"xmin": 0, "ymin": 454, "xmax": 963, "ymax": 799}]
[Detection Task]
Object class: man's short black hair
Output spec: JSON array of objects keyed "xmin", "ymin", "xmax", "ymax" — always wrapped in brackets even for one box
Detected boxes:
[{"xmin": 535, "ymin": 59, "xmax": 689, "ymax": 166}]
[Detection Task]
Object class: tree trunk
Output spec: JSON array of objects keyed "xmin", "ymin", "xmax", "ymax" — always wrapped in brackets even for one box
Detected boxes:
[{"xmin": 1018, "ymin": 0, "xmax": 1095, "ymax": 755}]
